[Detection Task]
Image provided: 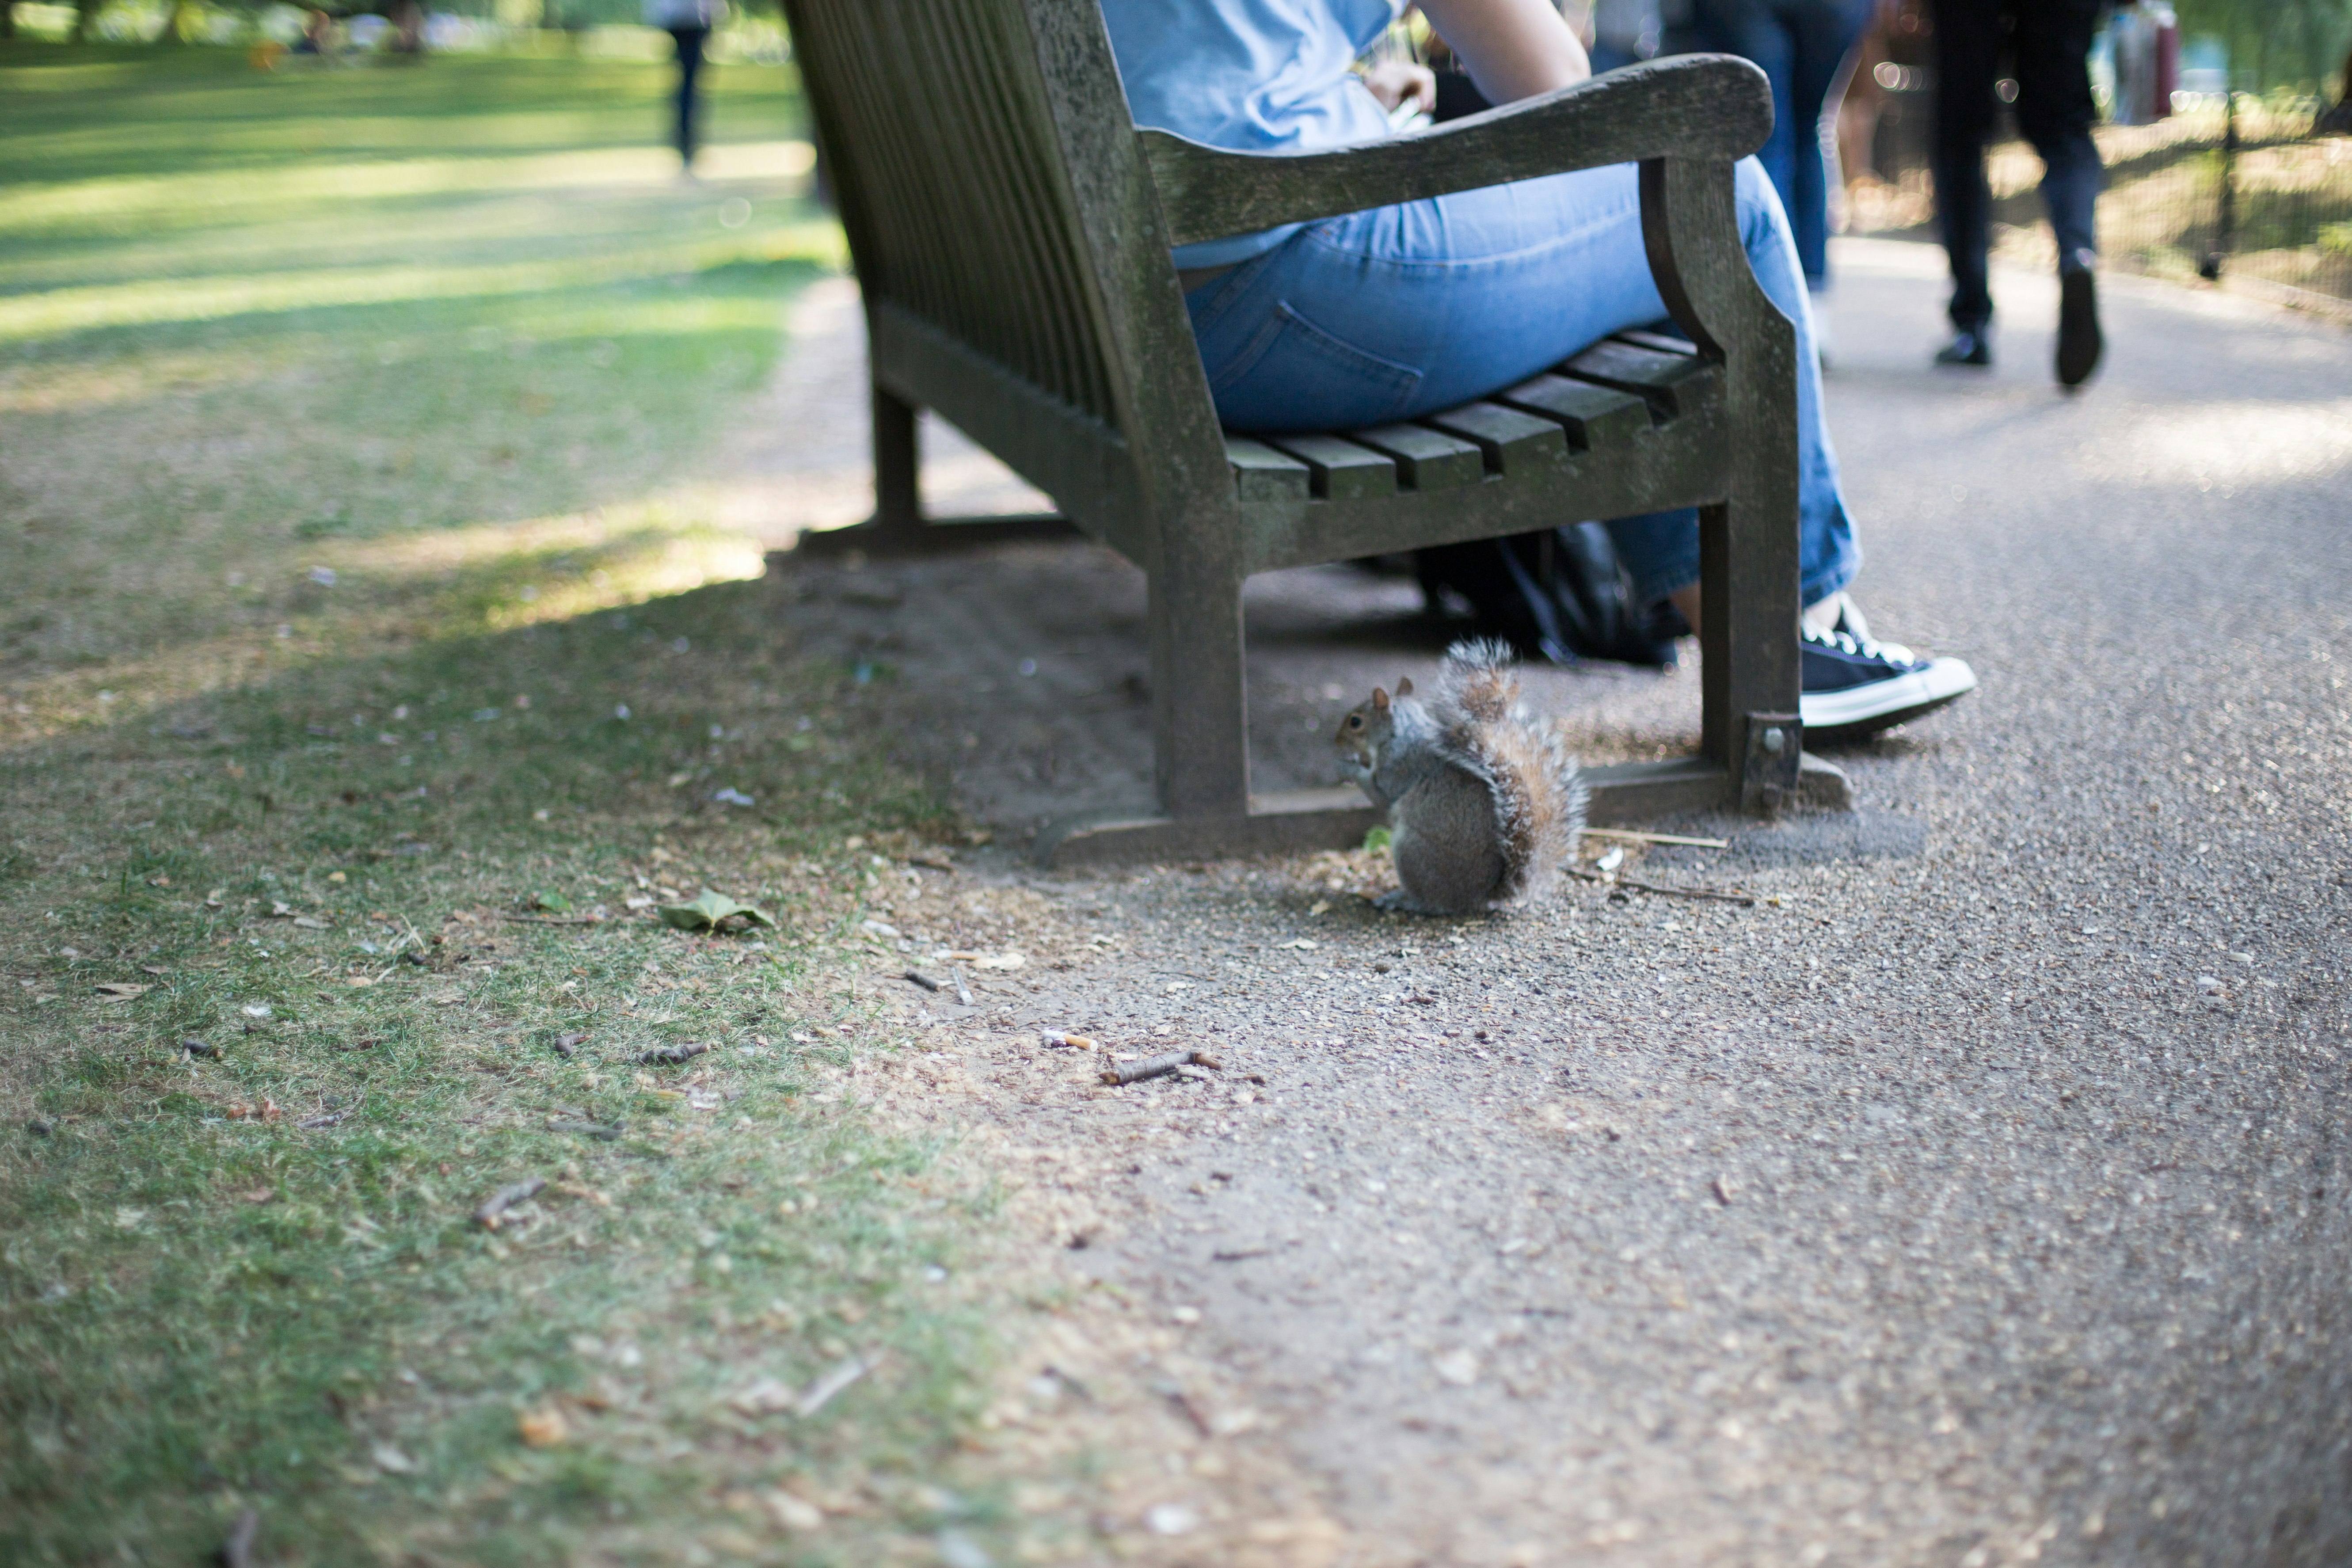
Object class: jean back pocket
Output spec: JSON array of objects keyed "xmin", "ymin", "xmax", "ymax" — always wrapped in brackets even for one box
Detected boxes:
[{"xmin": 1208, "ymin": 300, "xmax": 1424, "ymax": 432}]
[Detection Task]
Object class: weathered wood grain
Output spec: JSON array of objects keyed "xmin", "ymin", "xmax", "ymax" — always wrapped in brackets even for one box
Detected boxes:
[{"xmin": 1139, "ymin": 56, "xmax": 1773, "ymax": 247}]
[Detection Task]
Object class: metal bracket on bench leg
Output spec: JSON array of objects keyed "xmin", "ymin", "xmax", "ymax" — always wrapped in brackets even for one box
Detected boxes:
[{"xmin": 1742, "ymin": 712, "xmax": 1801, "ymax": 816}]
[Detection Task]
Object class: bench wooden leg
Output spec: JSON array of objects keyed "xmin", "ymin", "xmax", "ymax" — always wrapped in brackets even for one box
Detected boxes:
[
  {"xmin": 1035, "ymin": 551, "xmax": 1283, "ymax": 866},
  {"xmin": 788, "ymin": 381, "xmax": 1079, "ymax": 559},
  {"xmin": 871, "ymin": 382, "xmax": 923, "ymax": 544},
  {"xmin": 1151, "ymin": 553, "xmax": 1250, "ymax": 819},
  {"xmin": 1644, "ymin": 156, "xmax": 1804, "ymax": 815}
]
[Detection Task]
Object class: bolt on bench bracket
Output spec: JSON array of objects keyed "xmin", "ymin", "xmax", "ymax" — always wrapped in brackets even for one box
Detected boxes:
[{"xmin": 1743, "ymin": 712, "xmax": 1801, "ymax": 816}]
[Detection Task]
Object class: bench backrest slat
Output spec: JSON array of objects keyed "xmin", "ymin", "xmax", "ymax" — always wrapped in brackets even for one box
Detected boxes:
[
  {"xmin": 785, "ymin": 0, "xmax": 1232, "ymax": 547},
  {"xmin": 787, "ymin": 0, "xmax": 1122, "ymax": 425}
]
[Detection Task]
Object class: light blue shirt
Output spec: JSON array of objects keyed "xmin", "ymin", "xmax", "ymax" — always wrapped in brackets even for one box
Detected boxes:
[{"xmin": 1100, "ymin": 0, "xmax": 1402, "ymax": 267}]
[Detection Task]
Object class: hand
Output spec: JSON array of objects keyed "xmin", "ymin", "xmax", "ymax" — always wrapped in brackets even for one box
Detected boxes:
[
  {"xmin": 1417, "ymin": 0, "xmax": 1591, "ymax": 103},
  {"xmin": 1359, "ymin": 59, "xmax": 1439, "ymax": 114}
]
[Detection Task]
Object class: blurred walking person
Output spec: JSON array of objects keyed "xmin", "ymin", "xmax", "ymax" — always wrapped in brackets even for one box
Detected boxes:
[
  {"xmin": 1689, "ymin": 0, "xmax": 1873, "ymax": 343},
  {"xmin": 1929, "ymin": 0, "xmax": 2104, "ymax": 385},
  {"xmin": 647, "ymin": 0, "xmax": 725, "ymax": 175}
]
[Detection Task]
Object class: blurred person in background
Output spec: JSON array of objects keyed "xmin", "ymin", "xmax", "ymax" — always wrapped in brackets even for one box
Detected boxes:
[
  {"xmin": 1688, "ymin": 0, "xmax": 1873, "ymax": 361},
  {"xmin": 646, "ymin": 0, "xmax": 726, "ymax": 175},
  {"xmin": 1929, "ymin": 0, "xmax": 2104, "ymax": 385}
]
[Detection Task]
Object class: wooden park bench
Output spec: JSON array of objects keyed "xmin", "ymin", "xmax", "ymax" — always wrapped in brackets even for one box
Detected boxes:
[{"xmin": 781, "ymin": 0, "xmax": 1819, "ymax": 865}]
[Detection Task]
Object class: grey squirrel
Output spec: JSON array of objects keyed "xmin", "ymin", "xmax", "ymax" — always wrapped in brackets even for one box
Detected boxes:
[{"xmin": 1333, "ymin": 639, "xmax": 1587, "ymax": 915}]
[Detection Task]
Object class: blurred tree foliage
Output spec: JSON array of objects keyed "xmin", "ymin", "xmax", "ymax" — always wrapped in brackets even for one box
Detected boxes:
[{"xmin": 2174, "ymin": 0, "xmax": 2352, "ymax": 96}]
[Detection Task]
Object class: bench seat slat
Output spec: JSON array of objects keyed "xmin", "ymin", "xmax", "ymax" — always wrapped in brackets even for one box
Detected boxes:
[
  {"xmin": 1224, "ymin": 435, "xmax": 1311, "ymax": 503},
  {"xmin": 1495, "ymin": 373, "xmax": 1652, "ymax": 450},
  {"xmin": 1559, "ymin": 338, "xmax": 1716, "ymax": 415},
  {"xmin": 1417, "ymin": 401, "xmax": 1568, "ymax": 475},
  {"xmin": 1611, "ymin": 327, "xmax": 1699, "ymax": 358},
  {"xmin": 1345, "ymin": 423, "xmax": 1484, "ymax": 491},
  {"xmin": 1261, "ymin": 433, "xmax": 1399, "ymax": 500}
]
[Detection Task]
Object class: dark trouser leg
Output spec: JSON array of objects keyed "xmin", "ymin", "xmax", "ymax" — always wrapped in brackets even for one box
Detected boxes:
[
  {"xmin": 1929, "ymin": 0, "xmax": 2002, "ymax": 331},
  {"xmin": 2010, "ymin": 0, "xmax": 2103, "ymax": 270},
  {"xmin": 669, "ymin": 27, "xmax": 708, "ymax": 165}
]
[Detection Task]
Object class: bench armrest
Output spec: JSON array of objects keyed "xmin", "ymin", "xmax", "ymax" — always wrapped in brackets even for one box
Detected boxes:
[{"xmin": 1138, "ymin": 54, "xmax": 1771, "ymax": 248}]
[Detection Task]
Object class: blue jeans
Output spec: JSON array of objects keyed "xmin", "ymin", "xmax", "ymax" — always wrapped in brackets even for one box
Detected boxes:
[
  {"xmin": 1185, "ymin": 157, "xmax": 1859, "ymax": 609},
  {"xmin": 1692, "ymin": 0, "xmax": 1873, "ymax": 288}
]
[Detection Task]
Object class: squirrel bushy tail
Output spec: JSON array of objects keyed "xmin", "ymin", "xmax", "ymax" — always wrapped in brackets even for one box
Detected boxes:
[{"xmin": 1429, "ymin": 639, "xmax": 1587, "ymax": 904}]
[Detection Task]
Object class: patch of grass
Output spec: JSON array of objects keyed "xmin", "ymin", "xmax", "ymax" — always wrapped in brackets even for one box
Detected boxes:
[{"xmin": 0, "ymin": 41, "xmax": 1016, "ymax": 1566}]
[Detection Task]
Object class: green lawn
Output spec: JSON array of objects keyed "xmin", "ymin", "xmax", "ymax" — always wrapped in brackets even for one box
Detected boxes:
[{"xmin": 0, "ymin": 41, "xmax": 1027, "ymax": 1566}]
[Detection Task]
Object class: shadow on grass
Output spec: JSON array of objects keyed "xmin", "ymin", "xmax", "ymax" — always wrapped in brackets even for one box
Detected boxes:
[{"xmin": 0, "ymin": 573, "xmax": 1004, "ymax": 1566}]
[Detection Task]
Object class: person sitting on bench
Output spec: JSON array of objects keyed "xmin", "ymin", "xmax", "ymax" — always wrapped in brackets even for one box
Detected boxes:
[{"xmin": 1101, "ymin": 0, "xmax": 1979, "ymax": 740}]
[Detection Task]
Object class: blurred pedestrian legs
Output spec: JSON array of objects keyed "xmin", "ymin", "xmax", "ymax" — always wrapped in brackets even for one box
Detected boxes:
[
  {"xmin": 1690, "ymin": 0, "xmax": 1874, "ymax": 294},
  {"xmin": 1929, "ymin": 0, "xmax": 2104, "ymax": 384},
  {"xmin": 645, "ymin": 0, "xmax": 726, "ymax": 172}
]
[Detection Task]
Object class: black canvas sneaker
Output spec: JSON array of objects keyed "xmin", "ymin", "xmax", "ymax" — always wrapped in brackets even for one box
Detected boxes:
[{"xmin": 1800, "ymin": 622, "xmax": 1977, "ymax": 740}]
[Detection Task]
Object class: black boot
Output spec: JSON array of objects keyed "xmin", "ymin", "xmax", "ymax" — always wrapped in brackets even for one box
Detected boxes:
[{"xmin": 2056, "ymin": 250, "xmax": 2102, "ymax": 388}]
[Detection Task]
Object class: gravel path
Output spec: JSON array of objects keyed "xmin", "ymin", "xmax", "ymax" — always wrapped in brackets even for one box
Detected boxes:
[{"xmin": 764, "ymin": 240, "xmax": 2352, "ymax": 1566}]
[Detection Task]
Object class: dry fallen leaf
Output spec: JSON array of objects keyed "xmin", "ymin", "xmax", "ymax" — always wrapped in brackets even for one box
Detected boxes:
[
  {"xmin": 94, "ymin": 983, "xmax": 151, "ymax": 1000},
  {"xmin": 518, "ymin": 1407, "xmax": 569, "ymax": 1447}
]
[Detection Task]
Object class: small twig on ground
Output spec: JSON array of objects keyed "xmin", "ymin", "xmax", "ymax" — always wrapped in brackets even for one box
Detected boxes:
[
  {"xmin": 219, "ymin": 1506, "xmax": 260, "ymax": 1568},
  {"xmin": 1102, "ymin": 1050, "xmax": 1222, "ymax": 1086},
  {"xmin": 547, "ymin": 1116, "xmax": 626, "ymax": 1141},
  {"xmin": 1155, "ymin": 1381, "xmax": 1216, "ymax": 1438},
  {"xmin": 1211, "ymin": 1247, "xmax": 1271, "ymax": 1262},
  {"xmin": 1581, "ymin": 828, "xmax": 1731, "ymax": 848},
  {"xmin": 1039, "ymin": 1364, "xmax": 1093, "ymax": 1402},
  {"xmin": 502, "ymin": 913, "xmax": 603, "ymax": 927},
  {"xmin": 796, "ymin": 1351, "xmax": 883, "ymax": 1417},
  {"xmin": 902, "ymin": 969, "xmax": 940, "ymax": 992},
  {"xmin": 638, "ymin": 1042, "xmax": 711, "ymax": 1065},
  {"xmin": 1566, "ymin": 868, "xmax": 1754, "ymax": 906},
  {"xmin": 297, "ymin": 1109, "xmax": 348, "ymax": 1130},
  {"xmin": 475, "ymin": 1177, "xmax": 545, "ymax": 1228}
]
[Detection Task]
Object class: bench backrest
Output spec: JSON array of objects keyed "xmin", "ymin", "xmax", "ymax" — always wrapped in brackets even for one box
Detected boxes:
[{"xmin": 783, "ymin": 0, "xmax": 1227, "ymax": 554}]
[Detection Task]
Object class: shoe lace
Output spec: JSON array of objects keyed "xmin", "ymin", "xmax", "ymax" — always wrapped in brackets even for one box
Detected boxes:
[{"xmin": 1804, "ymin": 621, "xmax": 1916, "ymax": 665}]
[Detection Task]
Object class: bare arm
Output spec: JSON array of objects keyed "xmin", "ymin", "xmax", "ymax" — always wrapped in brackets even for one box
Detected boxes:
[{"xmin": 1416, "ymin": 0, "xmax": 1591, "ymax": 103}]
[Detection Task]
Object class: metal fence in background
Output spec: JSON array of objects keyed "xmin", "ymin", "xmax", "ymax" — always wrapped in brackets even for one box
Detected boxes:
[{"xmin": 1842, "ymin": 86, "xmax": 2352, "ymax": 316}]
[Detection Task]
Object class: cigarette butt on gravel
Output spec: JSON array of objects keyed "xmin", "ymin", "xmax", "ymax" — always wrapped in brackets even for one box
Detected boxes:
[
  {"xmin": 475, "ymin": 1176, "xmax": 546, "ymax": 1228},
  {"xmin": 1102, "ymin": 1050, "xmax": 1222, "ymax": 1086},
  {"xmin": 1044, "ymin": 1030, "xmax": 1097, "ymax": 1051}
]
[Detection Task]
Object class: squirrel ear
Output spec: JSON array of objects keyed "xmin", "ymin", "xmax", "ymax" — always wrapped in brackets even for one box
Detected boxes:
[
  {"xmin": 1396, "ymin": 676, "xmax": 1414, "ymax": 697},
  {"xmin": 1371, "ymin": 687, "xmax": 1389, "ymax": 712}
]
